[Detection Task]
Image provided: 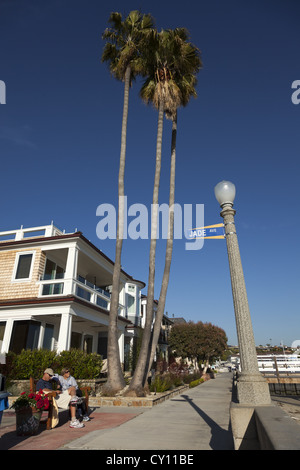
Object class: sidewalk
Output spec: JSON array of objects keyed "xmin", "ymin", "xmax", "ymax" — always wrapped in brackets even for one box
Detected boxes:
[
  {"xmin": 0, "ymin": 373, "xmax": 234, "ymax": 451},
  {"xmin": 63, "ymin": 372, "xmax": 234, "ymax": 451}
]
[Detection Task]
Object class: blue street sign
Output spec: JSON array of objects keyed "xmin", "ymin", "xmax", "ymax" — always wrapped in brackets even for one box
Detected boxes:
[{"xmin": 188, "ymin": 224, "xmax": 225, "ymax": 239}]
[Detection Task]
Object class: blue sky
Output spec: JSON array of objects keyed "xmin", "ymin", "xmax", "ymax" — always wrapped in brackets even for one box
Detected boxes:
[{"xmin": 0, "ymin": 0, "xmax": 299, "ymax": 347}]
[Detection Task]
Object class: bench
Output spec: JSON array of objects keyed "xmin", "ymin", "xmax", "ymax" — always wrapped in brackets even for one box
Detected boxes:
[{"xmin": 30, "ymin": 377, "xmax": 91, "ymax": 430}]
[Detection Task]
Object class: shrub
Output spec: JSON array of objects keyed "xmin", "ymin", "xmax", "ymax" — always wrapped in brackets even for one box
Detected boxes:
[
  {"xmin": 150, "ymin": 374, "xmax": 172, "ymax": 393},
  {"xmin": 6, "ymin": 350, "xmax": 57, "ymax": 380},
  {"xmin": 149, "ymin": 371, "xmax": 187, "ymax": 393},
  {"xmin": 5, "ymin": 349, "xmax": 102, "ymax": 381},
  {"xmin": 168, "ymin": 373, "xmax": 184, "ymax": 388},
  {"xmin": 189, "ymin": 378, "xmax": 204, "ymax": 388},
  {"xmin": 182, "ymin": 371, "xmax": 202, "ymax": 384},
  {"xmin": 54, "ymin": 349, "xmax": 103, "ymax": 379}
]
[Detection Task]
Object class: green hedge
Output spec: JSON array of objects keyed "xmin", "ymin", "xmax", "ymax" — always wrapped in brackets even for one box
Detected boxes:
[
  {"xmin": 6, "ymin": 349, "xmax": 103, "ymax": 380},
  {"xmin": 54, "ymin": 349, "xmax": 103, "ymax": 379},
  {"xmin": 189, "ymin": 378, "xmax": 204, "ymax": 388}
]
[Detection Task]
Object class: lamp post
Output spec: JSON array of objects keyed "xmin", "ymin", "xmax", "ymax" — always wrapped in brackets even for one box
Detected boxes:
[{"xmin": 214, "ymin": 181, "xmax": 271, "ymax": 405}]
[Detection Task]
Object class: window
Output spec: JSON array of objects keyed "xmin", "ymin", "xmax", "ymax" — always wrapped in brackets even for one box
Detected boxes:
[
  {"xmin": 43, "ymin": 259, "xmax": 65, "ymax": 280},
  {"xmin": 9, "ymin": 320, "xmax": 41, "ymax": 354},
  {"xmin": 41, "ymin": 258, "xmax": 65, "ymax": 296},
  {"xmin": 0, "ymin": 322, "xmax": 5, "ymax": 351},
  {"xmin": 42, "ymin": 323, "xmax": 54, "ymax": 350},
  {"xmin": 127, "ymin": 284, "xmax": 136, "ymax": 314},
  {"xmin": 83, "ymin": 335, "xmax": 93, "ymax": 354},
  {"xmin": 128, "ymin": 294, "xmax": 135, "ymax": 314},
  {"xmin": 71, "ymin": 332, "xmax": 82, "ymax": 349},
  {"xmin": 14, "ymin": 252, "xmax": 34, "ymax": 280}
]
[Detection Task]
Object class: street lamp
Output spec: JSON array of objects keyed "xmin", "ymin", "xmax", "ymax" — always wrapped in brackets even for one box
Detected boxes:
[{"xmin": 214, "ymin": 180, "xmax": 271, "ymax": 405}]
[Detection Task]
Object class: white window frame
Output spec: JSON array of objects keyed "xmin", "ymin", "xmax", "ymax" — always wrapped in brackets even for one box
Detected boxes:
[{"xmin": 12, "ymin": 251, "xmax": 36, "ymax": 282}]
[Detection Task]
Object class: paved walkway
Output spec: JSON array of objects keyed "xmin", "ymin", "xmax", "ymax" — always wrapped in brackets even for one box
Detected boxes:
[
  {"xmin": 63, "ymin": 373, "xmax": 234, "ymax": 451},
  {"xmin": 0, "ymin": 372, "xmax": 234, "ymax": 451}
]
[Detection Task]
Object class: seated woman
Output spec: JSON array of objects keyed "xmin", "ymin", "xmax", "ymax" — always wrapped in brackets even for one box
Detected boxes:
[
  {"xmin": 56, "ymin": 368, "xmax": 90, "ymax": 422},
  {"xmin": 36, "ymin": 368, "xmax": 84, "ymax": 429}
]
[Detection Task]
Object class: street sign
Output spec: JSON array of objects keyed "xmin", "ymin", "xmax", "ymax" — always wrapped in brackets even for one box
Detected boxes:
[{"xmin": 188, "ymin": 223, "xmax": 225, "ymax": 239}]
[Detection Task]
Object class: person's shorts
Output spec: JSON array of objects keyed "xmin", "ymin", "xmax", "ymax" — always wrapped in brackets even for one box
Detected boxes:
[{"xmin": 55, "ymin": 390, "xmax": 71, "ymax": 409}]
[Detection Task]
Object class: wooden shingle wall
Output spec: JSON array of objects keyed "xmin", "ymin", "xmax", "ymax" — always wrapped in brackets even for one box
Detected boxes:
[{"xmin": 0, "ymin": 248, "xmax": 46, "ymax": 300}]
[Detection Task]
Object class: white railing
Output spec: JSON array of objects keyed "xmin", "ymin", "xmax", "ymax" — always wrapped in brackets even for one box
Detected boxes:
[
  {"xmin": 74, "ymin": 278, "xmax": 110, "ymax": 310},
  {"xmin": 38, "ymin": 277, "xmax": 127, "ymax": 319},
  {"xmin": 0, "ymin": 224, "xmax": 65, "ymax": 241},
  {"xmin": 258, "ymin": 355, "xmax": 300, "ymax": 374},
  {"xmin": 39, "ymin": 278, "xmax": 65, "ymax": 296},
  {"xmin": 76, "ymin": 276, "xmax": 111, "ymax": 298}
]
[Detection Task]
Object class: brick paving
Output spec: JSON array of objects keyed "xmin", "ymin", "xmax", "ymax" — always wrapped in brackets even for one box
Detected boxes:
[{"xmin": 0, "ymin": 409, "xmax": 139, "ymax": 450}]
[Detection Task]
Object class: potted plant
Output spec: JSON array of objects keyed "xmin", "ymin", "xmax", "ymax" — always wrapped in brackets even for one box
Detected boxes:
[{"xmin": 11, "ymin": 390, "xmax": 50, "ymax": 436}]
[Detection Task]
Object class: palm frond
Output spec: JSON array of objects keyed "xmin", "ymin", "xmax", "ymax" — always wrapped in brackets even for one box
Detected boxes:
[
  {"xmin": 138, "ymin": 27, "xmax": 202, "ymax": 118},
  {"xmin": 102, "ymin": 10, "xmax": 155, "ymax": 82}
]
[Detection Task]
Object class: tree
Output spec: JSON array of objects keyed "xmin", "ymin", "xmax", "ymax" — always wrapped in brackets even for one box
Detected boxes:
[
  {"xmin": 147, "ymin": 30, "xmax": 202, "ymax": 383},
  {"xmin": 169, "ymin": 321, "xmax": 228, "ymax": 370},
  {"xmin": 126, "ymin": 28, "xmax": 202, "ymax": 395},
  {"xmin": 101, "ymin": 10, "xmax": 154, "ymax": 394},
  {"xmin": 198, "ymin": 323, "xmax": 228, "ymax": 372}
]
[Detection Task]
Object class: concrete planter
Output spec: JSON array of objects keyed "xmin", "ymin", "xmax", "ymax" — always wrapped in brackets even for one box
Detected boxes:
[
  {"xmin": 7, "ymin": 380, "xmax": 31, "ymax": 396},
  {"xmin": 77, "ymin": 379, "xmax": 104, "ymax": 396}
]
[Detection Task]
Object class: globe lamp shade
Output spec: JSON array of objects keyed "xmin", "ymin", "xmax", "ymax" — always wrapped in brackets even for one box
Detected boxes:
[{"xmin": 214, "ymin": 181, "xmax": 236, "ymax": 206}]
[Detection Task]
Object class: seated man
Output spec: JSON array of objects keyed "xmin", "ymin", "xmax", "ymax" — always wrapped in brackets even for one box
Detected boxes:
[
  {"xmin": 56, "ymin": 368, "xmax": 90, "ymax": 422},
  {"xmin": 36, "ymin": 368, "xmax": 84, "ymax": 429}
]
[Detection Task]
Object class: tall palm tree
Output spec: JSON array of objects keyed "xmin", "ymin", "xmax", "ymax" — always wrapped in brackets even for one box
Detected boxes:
[
  {"xmin": 126, "ymin": 28, "xmax": 202, "ymax": 395},
  {"xmin": 101, "ymin": 10, "xmax": 154, "ymax": 394},
  {"xmin": 147, "ymin": 35, "xmax": 202, "ymax": 382}
]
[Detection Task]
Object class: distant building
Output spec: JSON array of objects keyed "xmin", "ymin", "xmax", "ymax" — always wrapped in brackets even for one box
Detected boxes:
[{"xmin": 171, "ymin": 316, "xmax": 187, "ymax": 324}]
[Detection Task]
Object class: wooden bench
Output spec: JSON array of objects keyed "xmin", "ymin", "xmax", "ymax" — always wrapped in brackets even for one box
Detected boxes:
[{"xmin": 30, "ymin": 377, "xmax": 91, "ymax": 430}]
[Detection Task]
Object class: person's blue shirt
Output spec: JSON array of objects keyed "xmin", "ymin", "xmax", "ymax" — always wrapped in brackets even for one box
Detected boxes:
[{"xmin": 36, "ymin": 379, "xmax": 53, "ymax": 391}]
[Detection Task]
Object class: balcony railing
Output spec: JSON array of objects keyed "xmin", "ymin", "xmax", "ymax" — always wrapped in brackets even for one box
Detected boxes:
[
  {"xmin": 76, "ymin": 275, "xmax": 111, "ymax": 298},
  {"xmin": 126, "ymin": 315, "xmax": 142, "ymax": 327},
  {"xmin": 38, "ymin": 275, "xmax": 127, "ymax": 316},
  {"xmin": 39, "ymin": 273, "xmax": 65, "ymax": 296}
]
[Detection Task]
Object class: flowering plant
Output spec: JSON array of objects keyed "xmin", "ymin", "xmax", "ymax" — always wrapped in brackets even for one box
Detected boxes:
[{"xmin": 11, "ymin": 390, "xmax": 50, "ymax": 412}]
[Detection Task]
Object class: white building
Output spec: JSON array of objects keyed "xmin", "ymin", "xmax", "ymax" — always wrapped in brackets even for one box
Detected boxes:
[
  {"xmin": 140, "ymin": 296, "xmax": 173, "ymax": 362},
  {"xmin": 0, "ymin": 224, "xmax": 145, "ymax": 365}
]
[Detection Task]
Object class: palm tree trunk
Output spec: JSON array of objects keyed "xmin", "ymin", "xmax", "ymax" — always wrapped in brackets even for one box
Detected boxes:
[
  {"xmin": 104, "ymin": 65, "xmax": 131, "ymax": 394},
  {"xmin": 145, "ymin": 112, "xmax": 177, "ymax": 386},
  {"xmin": 126, "ymin": 101, "xmax": 165, "ymax": 395}
]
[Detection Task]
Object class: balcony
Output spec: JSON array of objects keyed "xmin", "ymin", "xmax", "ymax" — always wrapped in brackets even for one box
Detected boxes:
[
  {"xmin": 39, "ymin": 275, "xmax": 112, "ymax": 312},
  {"xmin": 126, "ymin": 315, "xmax": 142, "ymax": 327},
  {"xmin": 75, "ymin": 276, "xmax": 111, "ymax": 310}
]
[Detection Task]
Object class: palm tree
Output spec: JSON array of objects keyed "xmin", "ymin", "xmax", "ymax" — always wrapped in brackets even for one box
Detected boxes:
[
  {"xmin": 147, "ymin": 34, "xmax": 202, "ymax": 381},
  {"xmin": 101, "ymin": 10, "xmax": 154, "ymax": 394},
  {"xmin": 126, "ymin": 28, "xmax": 202, "ymax": 395}
]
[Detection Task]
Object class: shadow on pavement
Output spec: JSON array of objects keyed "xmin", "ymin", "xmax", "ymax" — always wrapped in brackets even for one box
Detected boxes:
[{"xmin": 180, "ymin": 394, "xmax": 234, "ymax": 450}]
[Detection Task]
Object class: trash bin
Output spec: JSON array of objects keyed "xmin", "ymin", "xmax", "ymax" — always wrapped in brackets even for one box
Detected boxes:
[
  {"xmin": 0, "ymin": 392, "xmax": 10, "ymax": 425},
  {"xmin": 0, "ymin": 374, "xmax": 10, "ymax": 425}
]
